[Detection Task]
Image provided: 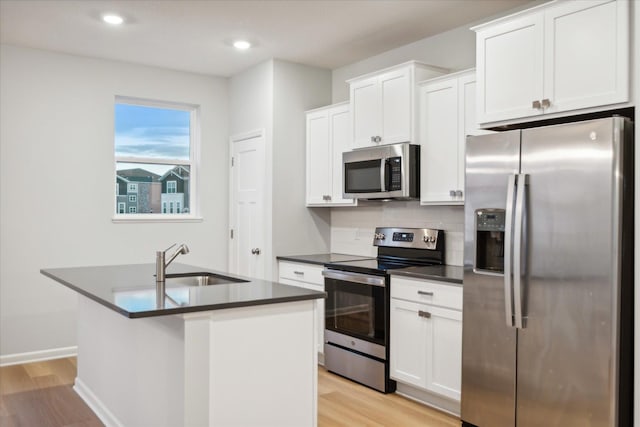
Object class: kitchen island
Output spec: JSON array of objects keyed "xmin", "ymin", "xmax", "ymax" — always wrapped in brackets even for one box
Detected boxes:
[{"xmin": 41, "ymin": 263, "xmax": 325, "ymax": 427}]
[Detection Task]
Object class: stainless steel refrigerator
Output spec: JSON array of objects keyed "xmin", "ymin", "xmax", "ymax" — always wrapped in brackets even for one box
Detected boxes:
[{"xmin": 461, "ymin": 117, "xmax": 634, "ymax": 427}]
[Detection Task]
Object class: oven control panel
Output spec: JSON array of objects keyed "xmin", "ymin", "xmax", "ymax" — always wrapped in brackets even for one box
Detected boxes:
[{"xmin": 373, "ymin": 227, "xmax": 442, "ymax": 250}]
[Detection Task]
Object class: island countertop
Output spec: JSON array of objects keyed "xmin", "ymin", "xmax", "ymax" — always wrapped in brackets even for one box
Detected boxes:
[{"xmin": 41, "ymin": 263, "xmax": 326, "ymax": 319}]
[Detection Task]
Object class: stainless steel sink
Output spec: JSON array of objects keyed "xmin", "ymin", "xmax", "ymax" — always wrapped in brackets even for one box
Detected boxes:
[{"xmin": 164, "ymin": 272, "xmax": 248, "ymax": 287}]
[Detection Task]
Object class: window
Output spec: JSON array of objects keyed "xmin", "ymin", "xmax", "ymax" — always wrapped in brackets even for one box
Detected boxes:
[
  {"xmin": 114, "ymin": 96, "xmax": 197, "ymax": 219},
  {"xmin": 129, "ymin": 206, "xmax": 137, "ymax": 213},
  {"xmin": 118, "ymin": 203, "xmax": 126, "ymax": 214}
]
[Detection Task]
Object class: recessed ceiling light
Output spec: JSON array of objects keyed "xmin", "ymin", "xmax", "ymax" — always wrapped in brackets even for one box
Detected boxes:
[
  {"xmin": 102, "ymin": 14, "xmax": 124, "ymax": 25},
  {"xmin": 233, "ymin": 40, "xmax": 252, "ymax": 50}
]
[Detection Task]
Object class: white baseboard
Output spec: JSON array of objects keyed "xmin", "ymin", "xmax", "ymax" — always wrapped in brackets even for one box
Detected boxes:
[
  {"xmin": 395, "ymin": 382, "xmax": 460, "ymax": 417},
  {"xmin": 74, "ymin": 377, "xmax": 124, "ymax": 427},
  {"xmin": 0, "ymin": 346, "xmax": 77, "ymax": 367}
]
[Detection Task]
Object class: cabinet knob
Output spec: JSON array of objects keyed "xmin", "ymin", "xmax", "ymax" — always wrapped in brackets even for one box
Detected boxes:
[
  {"xmin": 456, "ymin": 190, "xmax": 463, "ymax": 198},
  {"xmin": 327, "ymin": 195, "xmax": 332, "ymax": 201},
  {"xmin": 251, "ymin": 248, "xmax": 261, "ymax": 255},
  {"xmin": 541, "ymin": 98, "xmax": 551, "ymax": 109},
  {"xmin": 449, "ymin": 190, "xmax": 456, "ymax": 197},
  {"xmin": 371, "ymin": 136, "xmax": 381, "ymax": 143},
  {"xmin": 532, "ymin": 100, "xmax": 542, "ymax": 110},
  {"xmin": 418, "ymin": 310, "xmax": 432, "ymax": 319}
]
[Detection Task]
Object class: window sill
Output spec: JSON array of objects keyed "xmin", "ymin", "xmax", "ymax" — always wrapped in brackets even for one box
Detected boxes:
[{"xmin": 112, "ymin": 215, "xmax": 203, "ymax": 224}]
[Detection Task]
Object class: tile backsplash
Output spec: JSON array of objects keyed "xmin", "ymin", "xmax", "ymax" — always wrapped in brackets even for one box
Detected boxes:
[{"xmin": 330, "ymin": 201, "xmax": 464, "ymax": 266}]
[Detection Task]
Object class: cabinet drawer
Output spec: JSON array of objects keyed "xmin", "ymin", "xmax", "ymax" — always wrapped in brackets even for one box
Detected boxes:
[
  {"xmin": 278, "ymin": 261, "xmax": 325, "ymax": 286},
  {"xmin": 391, "ymin": 276, "xmax": 462, "ymax": 310}
]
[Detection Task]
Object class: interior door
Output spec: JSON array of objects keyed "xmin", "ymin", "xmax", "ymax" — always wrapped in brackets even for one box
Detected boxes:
[
  {"xmin": 229, "ymin": 130, "xmax": 265, "ymax": 279},
  {"xmin": 516, "ymin": 118, "xmax": 621, "ymax": 427}
]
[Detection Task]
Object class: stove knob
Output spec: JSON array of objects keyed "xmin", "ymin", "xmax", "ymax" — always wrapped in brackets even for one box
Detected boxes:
[{"xmin": 375, "ymin": 233, "xmax": 386, "ymax": 240}]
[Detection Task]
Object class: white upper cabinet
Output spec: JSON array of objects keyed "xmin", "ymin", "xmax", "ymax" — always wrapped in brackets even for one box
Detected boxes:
[
  {"xmin": 305, "ymin": 103, "xmax": 357, "ymax": 207},
  {"xmin": 419, "ymin": 70, "xmax": 490, "ymax": 205},
  {"xmin": 348, "ymin": 62, "xmax": 446, "ymax": 149},
  {"xmin": 474, "ymin": 0, "xmax": 629, "ymax": 127}
]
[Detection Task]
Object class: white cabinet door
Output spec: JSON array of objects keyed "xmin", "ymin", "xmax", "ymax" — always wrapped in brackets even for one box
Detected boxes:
[
  {"xmin": 380, "ymin": 67, "xmax": 412, "ymax": 144},
  {"xmin": 543, "ymin": 0, "xmax": 629, "ymax": 114},
  {"xmin": 475, "ymin": 0, "xmax": 629, "ymax": 126},
  {"xmin": 329, "ymin": 104, "xmax": 354, "ymax": 204},
  {"xmin": 390, "ymin": 298, "xmax": 428, "ymax": 388},
  {"xmin": 419, "ymin": 78, "xmax": 460, "ymax": 204},
  {"xmin": 427, "ymin": 305, "xmax": 462, "ymax": 401},
  {"xmin": 305, "ymin": 104, "xmax": 356, "ymax": 207},
  {"xmin": 390, "ymin": 298, "xmax": 463, "ymax": 400},
  {"xmin": 476, "ymin": 12, "xmax": 544, "ymax": 124},
  {"xmin": 305, "ymin": 110, "xmax": 331, "ymax": 205},
  {"xmin": 350, "ymin": 77, "xmax": 380, "ymax": 149}
]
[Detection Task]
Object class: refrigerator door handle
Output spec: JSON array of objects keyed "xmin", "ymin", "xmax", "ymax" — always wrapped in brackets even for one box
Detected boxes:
[
  {"xmin": 503, "ymin": 174, "xmax": 517, "ymax": 328},
  {"xmin": 513, "ymin": 173, "xmax": 528, "ymax": 329}
]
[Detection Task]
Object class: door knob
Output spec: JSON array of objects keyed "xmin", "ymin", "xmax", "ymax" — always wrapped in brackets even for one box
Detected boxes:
[{"xmin": 251, "ymin": 248, "xmax": 261, "ymax": 255}]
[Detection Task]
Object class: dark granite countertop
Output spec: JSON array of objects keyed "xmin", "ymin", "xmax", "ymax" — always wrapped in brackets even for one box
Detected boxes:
[
  {"xmin": 41, "ymin": 263, "xmax": 325, "ymax": 319},
  {"xmin": 276, "ymin": 253, "xmax": 375, "ymax": 266},
  {"xmin": 390, "ymin": 265, "xmax": 463, "ymax": 285}
]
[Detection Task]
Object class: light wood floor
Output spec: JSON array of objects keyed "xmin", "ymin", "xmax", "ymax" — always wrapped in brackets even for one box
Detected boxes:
[{"xmin": 0, "ymin": 357, "xmax": 459, "ymax": 426}]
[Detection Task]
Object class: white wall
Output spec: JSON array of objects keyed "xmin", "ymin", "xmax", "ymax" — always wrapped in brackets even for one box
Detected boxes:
[
  {"xmin": 331, "ymin": 25, "xmax": 474, "ymax": 102},
  {"xmin": 230, "ymin": 59, "xmax": 333, "ymax": 280},
  {"xmin": 272, "ymin": 60, "xmax": 332, "ymax": 269},
  {"xmin": 0, "ymin": 45, "xmax": 229, "ymax": 360}
]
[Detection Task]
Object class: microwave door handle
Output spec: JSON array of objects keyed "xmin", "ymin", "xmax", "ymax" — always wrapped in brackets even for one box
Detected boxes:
[{"xmin": 380, "ymin": 159, "xmax": 386, "ymax": 192}]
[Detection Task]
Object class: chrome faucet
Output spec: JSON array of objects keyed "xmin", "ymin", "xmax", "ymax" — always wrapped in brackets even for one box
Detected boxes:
[{"xmin": 156, "ymin": 243, "xmax": 190, "ymax": 283}]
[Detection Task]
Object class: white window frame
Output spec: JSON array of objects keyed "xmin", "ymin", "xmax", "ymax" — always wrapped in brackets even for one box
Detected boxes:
[
  {"xmin": 167, "ymin": 180, "xmax": 177, "ymax": 194},
  {"xmin": 128, "ymin": 183, "xmax": 138, "ymax": 193},
  {"xmin": 129, "ymin": 195, "xmax": 137, "ymax": 203},
  {"xmin": 129, "ymin": 206, "xmax": 137, "ymax": 213},
  {"xmin": 113, "ymin": 96, "xmax": 201, "ymax": 223},
  {"xmin": 118, "ymin": 202, "xmax": 126, "ymax": 214}
]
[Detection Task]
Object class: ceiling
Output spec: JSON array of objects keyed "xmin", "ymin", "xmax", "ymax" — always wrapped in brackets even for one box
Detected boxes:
[{"xmin": 0, "ymin": 0, "xmax": 533, "ymax": 77}]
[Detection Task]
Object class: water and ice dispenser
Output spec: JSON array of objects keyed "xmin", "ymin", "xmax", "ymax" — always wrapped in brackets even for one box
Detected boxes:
[{"xmin": 474, "ymin": 209, "xmax": 505, "ymax": 273}]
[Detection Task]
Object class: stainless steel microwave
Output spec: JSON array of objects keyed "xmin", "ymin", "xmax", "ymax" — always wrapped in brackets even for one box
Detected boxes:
[{"xmin": 342, "ymin": 142, "xmax": 420, "ymax": 200}]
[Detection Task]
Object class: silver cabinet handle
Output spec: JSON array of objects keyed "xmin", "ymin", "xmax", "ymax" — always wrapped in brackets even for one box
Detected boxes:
[
  {"xmin": 532, "ymin": 100, "xmax": 541, "ymax": 109},
  {"xmin": 449, "ymin": 190, "xmax": 456, "ymax": 197},
  {"xmin": 456, "ymin": 190, "xmax": 463, "ymax": 198},
  {"xmin": 504, "ymin": 175, "xmax": 516, "ymax": 328},
  {"xmin": 293, "ymin": 271, "xmax": 304, "ymax": 275},
  {"xmin": 326, "ymin": 195, "xmax": 332, "ymax": 201},
  {"xmin": 417, "ymin": 290, "xmax": 434, "ymax": 296},
  {"xmin": 371, "ymin": 136, "xmax": 376, "ymax": 143},
  {"xmin": 513, "ymin": 173, "xmax": 528, "ymax": 329},
  {"xmin": 251, "ymin": 248, "xmax": 261, "ymax": 255},
  {"xmin": 372, "ymin": 136, "xmax": 382, "ymax": 143},
  {"xmin": 418, "ymin": 310, "xmax": 431, "ymax": 319},
  {"xmin": 541, "ymin": 98, "xmax": 551, "ymax": 109}
]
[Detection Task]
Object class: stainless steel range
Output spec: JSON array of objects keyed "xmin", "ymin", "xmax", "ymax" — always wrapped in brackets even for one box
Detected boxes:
[{"xmin": 322, "ymin": 227, "xmax": 445, "ymax": 393}]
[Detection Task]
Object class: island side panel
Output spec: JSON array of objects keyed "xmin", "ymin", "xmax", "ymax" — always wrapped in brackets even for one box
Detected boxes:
[
  {"xmin": 75, "ymin": 295, "xmax": 185, "ymax": 427},
  {"xmin": 184, "ymin": 300, "xmax": 318, "ymax": 427}
]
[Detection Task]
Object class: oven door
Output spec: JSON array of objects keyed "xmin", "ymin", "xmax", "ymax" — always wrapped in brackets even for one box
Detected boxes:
[
  {"xmin": 343, "ymin": 158, "xmax": 386, "ymax": 197},
  {"xmin": 323, "ymin": 269, "xmax": 387, "ymax": 346}
]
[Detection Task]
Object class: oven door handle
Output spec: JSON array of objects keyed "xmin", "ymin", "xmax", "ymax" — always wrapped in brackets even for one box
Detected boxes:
[{"xmin": 322, "ymin": 270, "xmax": 386, "ymax": 287}]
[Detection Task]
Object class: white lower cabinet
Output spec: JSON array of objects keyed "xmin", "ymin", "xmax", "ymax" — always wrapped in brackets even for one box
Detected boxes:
[
  {"xmin": 278, "ymin": 261, "xmax": 325, "ymax": 361},
  {"xmin": 390, "ymin": 276, "xmax": 462, "ymax": 404}
]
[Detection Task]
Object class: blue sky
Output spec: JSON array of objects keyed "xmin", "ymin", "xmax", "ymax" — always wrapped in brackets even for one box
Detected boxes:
[{"xmin": 115, "ymin": 104, "xmax": 190, "ymax": 160}]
